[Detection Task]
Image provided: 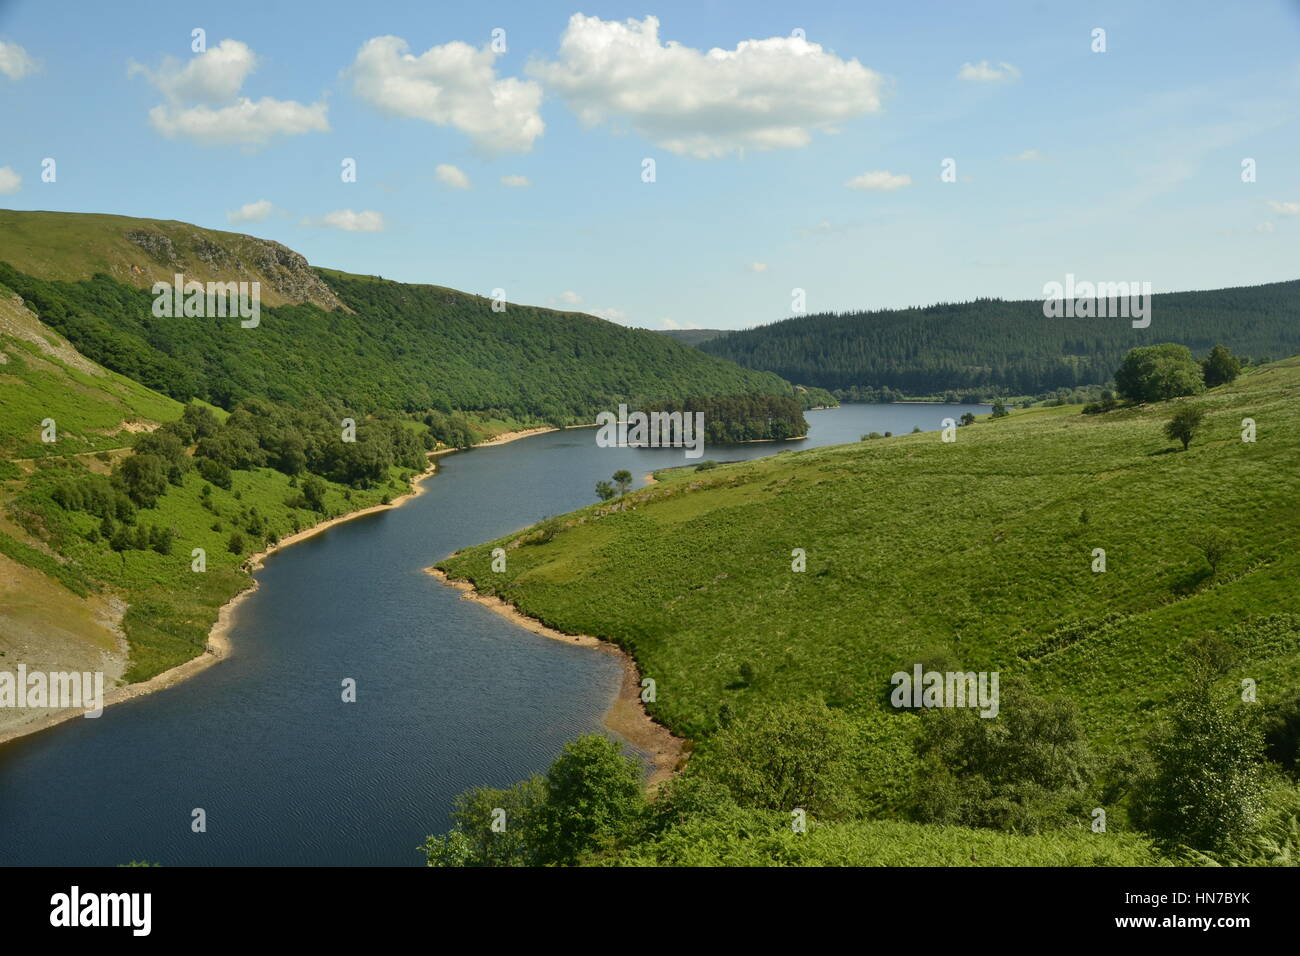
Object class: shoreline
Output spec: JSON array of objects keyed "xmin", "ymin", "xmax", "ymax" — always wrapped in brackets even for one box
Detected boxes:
[
  {"xmin": 0, "ymin": 424, "xmax": 563, "ymax": 748},
  {"xmin": 425, "ymin": 567, "xmax": 685, "ymax": 789}
]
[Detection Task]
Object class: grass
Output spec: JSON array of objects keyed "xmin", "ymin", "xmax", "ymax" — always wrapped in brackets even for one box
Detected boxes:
[{"xmin": 439, "ymin": 357, "xmax": 1300, "ymax": 749}]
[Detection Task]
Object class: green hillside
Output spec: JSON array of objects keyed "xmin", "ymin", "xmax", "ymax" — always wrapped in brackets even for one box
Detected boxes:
[
  {"xmin": 0, "ymin": 209, "xmax": 795, "ymax": 420},
  {"xmin": 434, "ymin": 356, "xmax": 1300, "ymax": 865},
  {"xmin": 0, "ymin": 275, "xmax": 426, "ymax": 702},
  {"xmin": 700, "ymin": 282, "xmax": 1300, "ymax": 396}
]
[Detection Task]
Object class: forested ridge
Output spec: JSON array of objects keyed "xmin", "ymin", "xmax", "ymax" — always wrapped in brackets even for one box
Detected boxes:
[
  {"xmin": 700, "ymin": 281, "xmax": 1300, "ymax": 395},
  {"xmin": 0, "ymin": 260, "xmax": 792, "ymax": 423}
]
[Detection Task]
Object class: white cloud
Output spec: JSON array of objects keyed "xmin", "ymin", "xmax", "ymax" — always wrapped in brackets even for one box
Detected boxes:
[
  {"xmin": 1267, "ymin": 200, "xmax": 1300, "ymax": 216},
  {"xmin": 530, "ymin": 14, "xmax": 885, "ymax": 159},
  {"xmin": 749, "ymin": 261, "xmax": 769, "ymax": 273},
  {"xmin": 435, "ymin": 164, "xmax": 471, "ymax": 189},
  {"xmin": 134, "ymin": 38, "xmax": 328, "ymax": 146},
  {"xmin": 132, "ymin": 39, "xmax": 256, "ymax": 103},
  {"xmin": 500, "ymin": 174, "xmax": 531, "ymax": 187},
  {"xmin": 557, "ymin": 290, "xmax": 583, "ymax": 306},
  {"xmin": 958, "ymin": 60, "xmax": 1020, "ymax": 83},
  {"xmin": 309, "ymin": 209, "xmax": 386, "ymax": 232},
  {"xmin": 1010, "ymin": 149, "xmax": 1045, "ymax": 162},
  {"xmin": 845, "ymin": 170, "xmax": 911, "ymax": 191},
  {"xmin": 0, "ymin": 40, "xmax": 37, "ymax": 80},
  {"xmin": 590, "ymin": 307, "xmax": 626, "ymax": 322},
  {"xmin": 347, "ymin": 35, "xmax": 543, "ymax": 153},
  {"xmin": 149, "ymin": 99, "xmax": 328, "ymax": 145},
  {"xmin": 1256, "ymin": 222, "xmax": 1277, "ymax": 233},
  {"xmin": 0, "ymin": 166, "xmax": 21, "ymax": 194},
  {"xmin": 226, "ymin": 199, "xmax": 275, "ymax": 223}
]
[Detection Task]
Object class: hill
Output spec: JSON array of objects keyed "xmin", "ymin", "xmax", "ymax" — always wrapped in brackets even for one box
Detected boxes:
[
  {"xmin": 699, "ymin": 282, "xmax": 1300, "ymax": 397},
  {"xmin": 435, "ymin": 356, "xmax": 1300, "ymax": 864},
  {"xmin": 658, "ymin": 328, "xmax": 728, "ymax": 347},
  {"xmin": 0, "ymin": 210, "xmax": 795, "ymax": 420}
]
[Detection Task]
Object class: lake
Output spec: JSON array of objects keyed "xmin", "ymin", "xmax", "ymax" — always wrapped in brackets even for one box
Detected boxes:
[{"xmin": 0, "ymin": 402, "xmax": 987, "ymax": 865}]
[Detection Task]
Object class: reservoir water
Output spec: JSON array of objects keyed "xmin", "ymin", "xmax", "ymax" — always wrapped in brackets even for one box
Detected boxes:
[{"xmin": 0, "ymin": 403, "xmax": 987, "ymax": 865}]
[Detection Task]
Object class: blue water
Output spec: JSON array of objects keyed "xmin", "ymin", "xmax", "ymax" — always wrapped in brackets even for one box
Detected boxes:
[{"xmin": 0, "ymin": 403, "xmax": 985, "ymax": 865}]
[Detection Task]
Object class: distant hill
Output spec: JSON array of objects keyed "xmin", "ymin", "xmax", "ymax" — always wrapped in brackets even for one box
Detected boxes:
[
  {"xmin": 699, "ymin": 282, "xmax": 1300, "ymax": 395},
  {"xmin": 658, "ymin": 328, "xmax": 728, "ymax": 347},
  {"xmin": 0, "ymin": 209, "xmax": 794, "ymax": 420}
]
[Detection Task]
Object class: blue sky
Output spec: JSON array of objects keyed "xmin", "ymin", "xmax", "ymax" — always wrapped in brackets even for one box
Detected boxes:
[{"xmin": 1, "ymin": 0, "xmax": 1298, "ymax": 329}]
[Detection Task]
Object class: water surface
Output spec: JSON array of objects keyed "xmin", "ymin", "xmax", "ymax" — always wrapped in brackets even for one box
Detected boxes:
[{"xmin": 0, "ymin": 403, "xmax": 986, "ymax": 865}]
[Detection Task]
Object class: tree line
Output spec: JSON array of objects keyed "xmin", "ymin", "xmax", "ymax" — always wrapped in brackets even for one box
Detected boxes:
[{"xmin": 700, "ymin": 282, "xmax": 1300, "ymax": 396}]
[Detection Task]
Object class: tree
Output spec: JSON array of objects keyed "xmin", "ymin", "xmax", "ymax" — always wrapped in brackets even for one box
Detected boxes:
[
  {"xmin": 1134, "ymin": 683, "xmax": 1264, "ymax": 853},
  {"xmin": 612, "ymin": 470, "xmax": 633, "ymax": 497},
  {"xmin": 1189, "ymin": 528, "xmax": 1234, "ymax": 577},
  {"xmin": 1201, "ymin": 344, "xmax": 1241, "ymax": 388},
  {"xmin": 990, "ymin": 401, "xmax": 1008, "ymax": 418},
  {"xmin": 227, "ymin": 531, "xmax": 245, "ymax": 554},
  {"xmin": 1114, "ymin": 344, "xmax": 1205, "ymax": 403},
  {"xmin": 1164, "ymin": 404, "xmax": 1206, "ymax": 451},
  {"xmin": 696, "ymin": 698, "xmax": 861, "ymax": 819},
  {"xmin": 301, "ymin": 475, "xmax": 328, "ymax": 513},
  {"xmin": 534, "ymin": 735, "xmax": 645, "ymax": 865},
  {"xmin": 116, "ymin": 454, "xmax": 169, "ymax": 508},
  {"xmin": 594, "ymin": 480, "xmax": 616, "ymax": 502},
  {"xmin": 909, "ymin": 684, "xmax": 1094, "ymax": 833},
  {"xmin": 960, "ymin": 412, "xmax": 976, "ymax": 426}
]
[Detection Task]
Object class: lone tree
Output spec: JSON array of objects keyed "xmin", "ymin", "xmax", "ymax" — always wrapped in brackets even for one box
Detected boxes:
[
  {"xmin": 1190, "ymin": 528, "xmax": 1235, "ymax": 577},
  {"xmin": 1201, "ymin": 344, "xmax": 1242, "ymax": 388},
  {"xmin": 1164, "ymin": 404, "xmax": 1206, "ymax": 451},
  {"xmin": 612, "ymin": 469, "xmax": 633, "ymax": 497},
  {"xmin": 959, "ymin": 412, "xmax": 976, "ymax": 426},
  {"xmin": 1114, "ymin": 343, "xmax": 1205, "ymax": 403},
  {"xmin": 594, "ymin": 479, "xmax": 616, "ymax": 502},
  {"xmin": 990, "ymin": 401, "xmax": 1009, "ymax": 418},
  {"xmin": 1134, "ymin": 682, "xmax": 1264, "ymax": 853}
]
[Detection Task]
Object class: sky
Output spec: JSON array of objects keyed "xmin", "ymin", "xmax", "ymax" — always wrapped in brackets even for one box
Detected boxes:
[{"xmin": 1, "ymin": 0, "xmax": 1298, "ymax": 330}]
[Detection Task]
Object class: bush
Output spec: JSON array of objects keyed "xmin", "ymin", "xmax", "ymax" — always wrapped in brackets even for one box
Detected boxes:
[
  {"xmin": 1114, "ymin": 344, "xmax": 1205, "ymax": 403},
  {"xmin": 1132, "ymin": 683, "xmax": 1265, "ymax": 853}
]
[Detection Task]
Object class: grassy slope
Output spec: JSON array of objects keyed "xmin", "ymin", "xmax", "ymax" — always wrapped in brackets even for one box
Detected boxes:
[
  {"xmin": 438, "ymin": 357, "xmax": 1300, "ymax": 750},
  {"xmin": 0, "ymin": 209, "xmax": 337, "ymax": 308},
  {"xmin": 0, "ymin": 282, "xmax": 421, "ymax": 684}
]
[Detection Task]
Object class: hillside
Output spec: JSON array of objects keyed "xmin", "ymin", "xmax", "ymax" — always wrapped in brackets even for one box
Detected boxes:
[
  {"xmin": 658, "ymin": 328, "xmax": 728, "ymax": 347},
  {"xmin": 0, "ymin": 279, "xmax": 432, "ymax": 739},
  {"xmin": 700, "ymin": 282, "xmax": 1300, "ymax": 396},
  {"xmin": 435, "ymin": 357, "xmax": 1300, "ymax": 863},
  {"xmin": 0, "ymin": 210, "xmax": 795, "ymax": 419}
]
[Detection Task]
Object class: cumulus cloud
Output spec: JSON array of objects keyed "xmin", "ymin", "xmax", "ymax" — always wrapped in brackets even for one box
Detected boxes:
[
  {"xmin": 530, "ymin": 14, "xmax": 885, "ymax": 159},
  {"xmin": 131, "ymin": 39, "xmax": 256, "ymax": 103},
  {"xmin": 0, "ymin": 166, "xmax": 21, "ymax": 194},
  {"xmin": 958, "ymin": 60, "xmax": 1020, "ymax": 83},
  {"xmin": 1010, "ymin": 149, "xmax": 1045, "ymax": 162},
  {"xmin": 435, "ymin": 164, "xmax": 471, "ymax": 189},
  {"xmin": 500, "ymin": 174, "xmax": 531, "ymax": 187},
  {"xmin": 1256, "ymin": 222, "xmax": 1276, "ymax": 233},
  {"xmin": 347, "ymin": 35, "xmax": 543, "ymax": 153},
  {"xmin": 845, "ymin": 170, "xmax": 911, "ymax": 191},
  {"xmin": 1267, "ymin": 200, "xmax": 1300, "ymax": 216},
  {"xmin": 307, "ymin": 209, "xmax": 386, "ymax": 232},
  {"xmin": 590, "ymin": 307, "xmax": 627, "ymax": 322},
  {"xmin": 226, "ymin": 199, "xmax": 275, "ymax": 223},
  {"xmin": 149, "ymin": 99, "xmax": 328, "ymax": 145},
  {"xmin": 557, "ymin": 290, "xmax": 583, "ymax": 306},
  {"xmin": 0, "ymin": 40, "xmax": 37, "ymax": 80},
  {"xmin": 133, "ymin": 38, "xmax": 328, "ymax": 145},
  {"xmin": 749, "ymin": 261, "xmax": 769, "ymax": 273}
]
